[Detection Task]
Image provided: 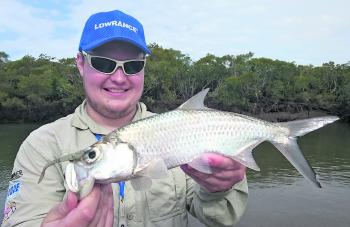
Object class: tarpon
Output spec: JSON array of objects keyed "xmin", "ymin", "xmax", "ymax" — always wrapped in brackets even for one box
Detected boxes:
[{"xmin": 38, "ymin": 89, "xmax": 339, "ymax": 198}]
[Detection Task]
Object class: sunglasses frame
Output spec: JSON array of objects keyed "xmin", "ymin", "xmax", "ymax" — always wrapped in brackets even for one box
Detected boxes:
[{"xmin": 82, "ymin": 51, "xmax": 146, "ymax": 76}]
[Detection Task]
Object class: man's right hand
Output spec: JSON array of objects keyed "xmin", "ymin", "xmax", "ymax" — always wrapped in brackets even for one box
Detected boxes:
[{"xmin": 41, "ymin": 184, "xmax": 114, "ymax": 227}]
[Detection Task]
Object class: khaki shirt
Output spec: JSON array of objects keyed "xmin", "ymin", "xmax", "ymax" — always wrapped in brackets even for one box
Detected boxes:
[{"xmin": 2, "ymin": 101, "xmax": 248, "ymax": 227}]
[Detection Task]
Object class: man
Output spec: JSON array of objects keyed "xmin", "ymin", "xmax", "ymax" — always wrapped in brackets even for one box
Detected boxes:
[{"xmin": 2, "ymin": 10, "xmax": 248, "ymax": 227}]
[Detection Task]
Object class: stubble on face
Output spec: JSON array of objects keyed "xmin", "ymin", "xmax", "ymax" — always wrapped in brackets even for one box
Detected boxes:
[
  {"xmin": 81, "ymin": 41, "xmax": 145, "ymax": 126},
  {"xmin": 85, "ymin": 85, "xmax": 142, "ymax": 120}
]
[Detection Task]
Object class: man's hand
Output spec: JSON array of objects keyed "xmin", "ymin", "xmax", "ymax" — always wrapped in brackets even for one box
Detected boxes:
[
  {"xmin": 41, "ymin": 184, "xmax": 114, "ymax": 227},
  {"xmin": 181, "ymin": 153, "xmax": 246, "ymax": 192}
]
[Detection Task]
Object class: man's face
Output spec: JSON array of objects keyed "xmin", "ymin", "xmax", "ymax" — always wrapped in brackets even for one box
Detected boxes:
[{"xmin": 77, "ymin": 41, "xmax": 145, "ymax": 119}]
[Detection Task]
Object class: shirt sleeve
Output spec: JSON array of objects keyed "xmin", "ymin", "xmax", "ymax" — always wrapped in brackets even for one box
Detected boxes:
[
  {"xmin": 186, "ymin": 175, "xmax": 249, "ymax": 227},
  {"xmin": 1, "ymin": 134, "xmax": 66, "ymax": 227}
]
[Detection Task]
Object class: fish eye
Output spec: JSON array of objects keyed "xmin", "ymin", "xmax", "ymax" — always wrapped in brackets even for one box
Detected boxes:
[
  {"xmin": 83, "ymin": 148, "xmax": 101, "ymax": 164},
  {"xmin": 88, "ymin": 151, "xmax": 96, "ymax": 159}
]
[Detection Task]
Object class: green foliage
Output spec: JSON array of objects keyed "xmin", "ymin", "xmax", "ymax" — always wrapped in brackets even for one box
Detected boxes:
[
  {"xmin": 0, "ymin": 52, "xmax": 83, "ymax": 122},
  {"xmin": 145, "ymin": 43, "xmax": 191, "ymax": 101},
  {"xmin": 0, "ymin": 47, "xmax": 349, "ymax": 122}
]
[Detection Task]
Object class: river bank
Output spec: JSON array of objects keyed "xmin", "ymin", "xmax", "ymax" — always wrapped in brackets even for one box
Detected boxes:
[
  {"xmin": 0, "ymin": 109, "xmax": 345, "ymax": 125},
  {"xmin": 255, "ymin": 110, "xmax": 332, "ymax": 122}
]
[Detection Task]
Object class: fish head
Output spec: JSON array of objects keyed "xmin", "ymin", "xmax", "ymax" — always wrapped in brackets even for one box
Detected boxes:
[
  {"xmin": 76, "ymin": 140, "xmax": 137, "ymax": 183},
  {"xmin": 65, "ymin": 140, "xmax": 138, "ymax": 198}
]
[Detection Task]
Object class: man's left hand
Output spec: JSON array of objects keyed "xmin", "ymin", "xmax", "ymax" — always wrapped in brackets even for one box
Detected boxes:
[{"xmin": 180, "ymin": 153, "xmax": 246, "ymax": 192}]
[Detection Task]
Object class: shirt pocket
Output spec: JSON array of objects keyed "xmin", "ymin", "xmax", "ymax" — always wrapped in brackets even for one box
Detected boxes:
[{"xmin": 146, "ymin": 168, "xmax": 186, "ymax": 221}]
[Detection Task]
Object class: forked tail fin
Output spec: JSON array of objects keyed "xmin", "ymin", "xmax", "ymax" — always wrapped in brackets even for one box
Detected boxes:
[{"xmin": 272, "ymin": 116, "xmax": 339, "ymax": 188}]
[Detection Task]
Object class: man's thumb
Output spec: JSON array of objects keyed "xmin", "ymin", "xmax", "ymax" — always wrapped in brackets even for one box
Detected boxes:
[{"xmin": 42, "ymin": 191, "xmax": 78, "ymax": 224}]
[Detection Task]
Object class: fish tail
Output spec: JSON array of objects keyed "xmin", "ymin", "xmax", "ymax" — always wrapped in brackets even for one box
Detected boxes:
[
  {"xmin": 271, "ymin": 139, "xmax": 321, "ymax": 188},
  {"xmin": 279, "ymin": 116, "xmax": 339, "ymax": 137},
  {"xmin": 272, "ymin": 116, "xmax": 339, "ymax": 188}
]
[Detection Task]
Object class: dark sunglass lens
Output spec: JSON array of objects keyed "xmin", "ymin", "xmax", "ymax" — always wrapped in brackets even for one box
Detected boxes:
[
  {"xmin": 124, "ymin": 61, "xmax": 145, "ymax": 74},
  {"xmin": 91, "ymin": 57, "xmax": 116, "ymax": 73}
]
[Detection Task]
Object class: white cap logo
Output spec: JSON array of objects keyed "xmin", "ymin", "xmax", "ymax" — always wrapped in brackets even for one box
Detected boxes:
[{"xmin": 94, "ymin": 20, "xmax": 138, "ymax": 33}]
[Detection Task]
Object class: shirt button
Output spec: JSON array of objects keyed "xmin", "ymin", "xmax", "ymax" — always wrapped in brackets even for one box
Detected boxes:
[{"xmin": 127, "ymin": 213, "xmax": 134, "ymax": 220}]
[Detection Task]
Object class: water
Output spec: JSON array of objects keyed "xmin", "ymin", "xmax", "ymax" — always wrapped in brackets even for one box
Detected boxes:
[
  {"xmin": 236, "ymin": 121, "xmax": 350, "ymax": 227},
  {"xmin": 0, "ymin": 122, "xmax": 349, "ymax": 226},
  {"xmin": 0, "ymin": 124, "xmax": 40, "ymax": 223}
]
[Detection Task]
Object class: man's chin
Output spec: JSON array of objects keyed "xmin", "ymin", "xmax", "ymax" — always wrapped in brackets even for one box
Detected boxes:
[
  {"xmin": 102, "ymin": 104, "xmax": 137, "ymax": 119},
  {"xmin": 87, "ymin": 97, "xmax": 139, "ymax": 119}
]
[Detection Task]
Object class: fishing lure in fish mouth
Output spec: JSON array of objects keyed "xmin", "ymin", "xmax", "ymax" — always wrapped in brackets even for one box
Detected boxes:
[
  {"xmin": 37, "ymin": 149, "xmax": 86, "ymax": 184},
  {"xmin": 38, "ymin": 88, "xmax": 339, "ymax": 199}
]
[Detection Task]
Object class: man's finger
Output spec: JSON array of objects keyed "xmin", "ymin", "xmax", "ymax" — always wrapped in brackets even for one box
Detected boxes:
[
  {"xmin": 88, "ymin": 184, "xmax": 113, "ymax": 227},
  {"xmin": 62, "ymin": 185, "xmax": 102, "ymax": 226},
  {"xmin": 205, "ymin": 153, "xmax": 243, "ymax": 170},
  {"xmin": 104, "ymin": 184, "xmax": 114, "ymax": 227},
  {"xmin": 42, "ymin": 191, "xmax": 78, "ymax": 224}
]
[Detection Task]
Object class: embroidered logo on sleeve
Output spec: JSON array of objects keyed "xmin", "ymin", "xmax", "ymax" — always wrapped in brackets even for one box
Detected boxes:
[
  {"xmin": 2, "ymin": 201, "xmax": 16, "ymax": 224},
  {"xmin": 10, "ymin": 170, "xmax": 23, "ymax": 181},
  {"xmin": 7, "ymin": 182, "xmax": 21, "ymax": 199},
  {"xmin": 2, "ymin": 182, "xmax": 21, "ymax": 224}
]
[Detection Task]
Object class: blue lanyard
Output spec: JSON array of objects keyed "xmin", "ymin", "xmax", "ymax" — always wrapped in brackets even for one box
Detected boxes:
[{"xmin": 94, "ymin": 134, "xmax": 125, "ymax": 200}]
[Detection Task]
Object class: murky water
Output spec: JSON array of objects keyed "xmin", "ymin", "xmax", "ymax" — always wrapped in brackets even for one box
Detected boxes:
[{"xmin": 0, "ymin": 122, "xmax": 349, "ymax": 226}]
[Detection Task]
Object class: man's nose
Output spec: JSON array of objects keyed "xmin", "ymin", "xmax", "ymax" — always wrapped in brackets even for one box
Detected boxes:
[{"xmin": 109, "ymin": 67, "xmax": 127, "ymax": 82}]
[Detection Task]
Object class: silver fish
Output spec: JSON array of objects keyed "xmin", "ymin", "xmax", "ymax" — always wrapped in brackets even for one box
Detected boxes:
[{"xmin": 38, "ymin": 89, "xmax": 339, "ymax": 198}]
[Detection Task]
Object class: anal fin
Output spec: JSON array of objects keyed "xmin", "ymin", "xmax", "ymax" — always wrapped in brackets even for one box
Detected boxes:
[
  {"xmin": 188, "ymin": 155, "xmax": 213, "ymax": 174},
  {"xmin": 233, "ymin": 140, "xmax": 262, "ymax": 171}
]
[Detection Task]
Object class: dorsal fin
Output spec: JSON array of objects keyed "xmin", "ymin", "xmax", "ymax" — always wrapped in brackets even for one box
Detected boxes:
[{"xmin": 177, "ymin": 88, "xmax": 210, "ymax": 110}]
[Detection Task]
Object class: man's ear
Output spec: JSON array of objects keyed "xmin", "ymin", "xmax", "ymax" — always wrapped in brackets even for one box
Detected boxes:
[{"xmin": 76, "ymin": 52, "xmax": 84, "ymax": 77}]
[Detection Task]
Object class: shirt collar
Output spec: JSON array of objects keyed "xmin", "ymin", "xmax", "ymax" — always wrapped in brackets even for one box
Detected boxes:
[{"xmin": 71, "ymin": 100, "xmax": 146, "ymax": 135}]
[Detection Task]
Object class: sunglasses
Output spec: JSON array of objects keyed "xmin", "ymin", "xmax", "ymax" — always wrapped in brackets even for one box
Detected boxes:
[{"xmin": 82, "ymin": 51, "xmax": 146, "ymax": 76}]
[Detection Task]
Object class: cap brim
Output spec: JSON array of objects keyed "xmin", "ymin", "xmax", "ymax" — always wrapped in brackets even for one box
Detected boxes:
[{"xmin": 80, "ymin": 37, "xmax": 151, "ymax": 55}]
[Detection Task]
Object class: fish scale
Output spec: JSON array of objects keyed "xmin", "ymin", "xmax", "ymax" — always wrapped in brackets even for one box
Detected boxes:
[{"xmin": 117, "ymin": 109, "xmax": 281, "ymax": 168}]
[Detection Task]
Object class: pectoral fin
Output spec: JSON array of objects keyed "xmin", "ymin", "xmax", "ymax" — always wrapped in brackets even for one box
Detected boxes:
[
  {"xmin": 135, "ymin": 158, "xmax": 169, "ymax": 179},
  {"xmin": 131, "ymin": 159, "xmax": 169, "ymax": 191}
]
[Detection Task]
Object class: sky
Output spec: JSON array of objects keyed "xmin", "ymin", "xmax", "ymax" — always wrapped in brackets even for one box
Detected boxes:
[{"xmin": 1, "ymin": 0, "xmax": 349, "ymax": 66}]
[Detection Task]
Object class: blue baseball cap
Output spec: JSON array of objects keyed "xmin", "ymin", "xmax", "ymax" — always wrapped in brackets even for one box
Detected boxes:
[{"xmin": 79, "ymin": 10, "xmax": 151, "ymax": 54}]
